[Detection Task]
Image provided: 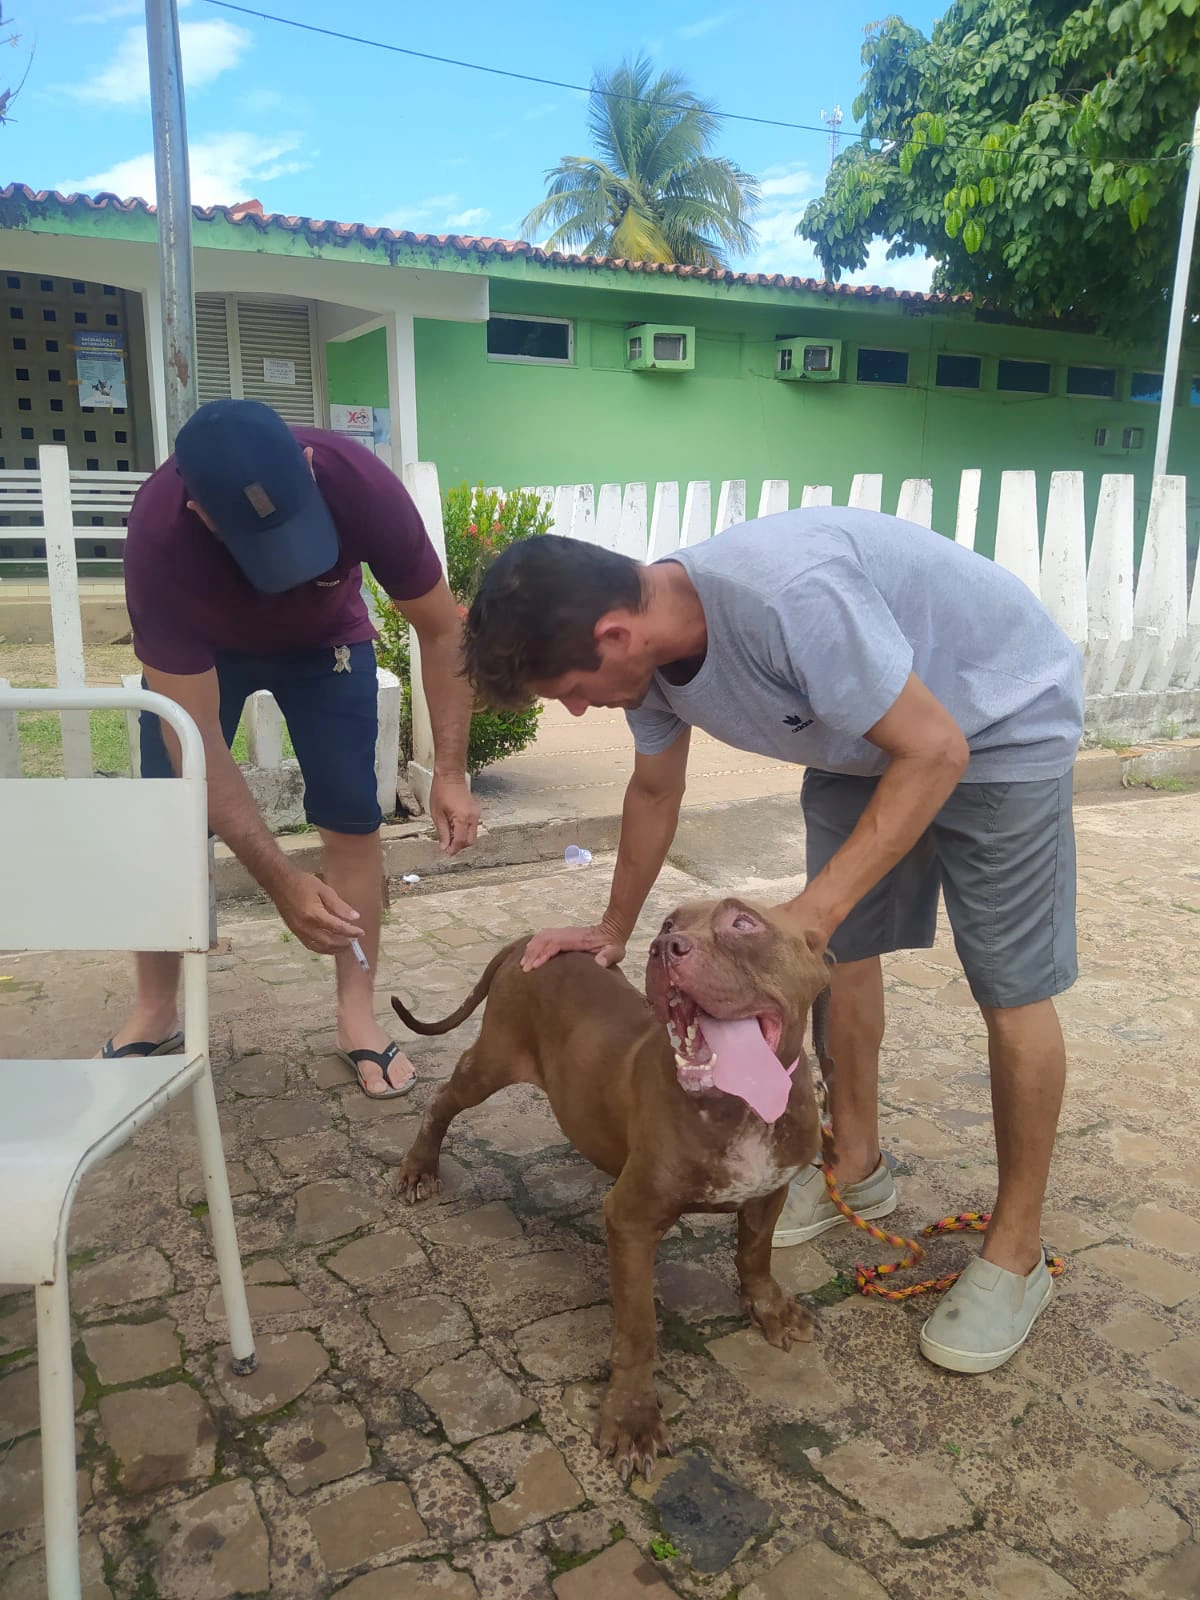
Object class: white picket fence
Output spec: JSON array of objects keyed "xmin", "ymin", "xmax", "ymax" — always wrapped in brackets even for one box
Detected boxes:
[
  {"xmin": 2, "ymin": 449, "xmax": 1197, "ymax": 807},
  {"xmin": 452, "ymin": 464, "xmax": 1200, "ymax": 706},
  {"xmin": 0, "ymin": 447, "xmax": 402, "ymax": 812}
]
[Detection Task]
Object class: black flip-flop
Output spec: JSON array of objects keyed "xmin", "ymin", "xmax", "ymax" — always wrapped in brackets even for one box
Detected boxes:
[
  {"xmin": 335, "ymin": 1041, "xmax": 416, "ymax": 1099},
  {"xmin": 100, "ymin": 1031, "xmax": 185, "ymax": 1059}
]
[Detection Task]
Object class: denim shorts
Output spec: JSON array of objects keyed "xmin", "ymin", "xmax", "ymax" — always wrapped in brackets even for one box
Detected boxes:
[
  {"xmin": 802, "ymin": 768, "xmax": 1078, "ymax": 1010},
  {"xmin": 139, "ymin": 641, "xmax": 382, "ymax": 835}
]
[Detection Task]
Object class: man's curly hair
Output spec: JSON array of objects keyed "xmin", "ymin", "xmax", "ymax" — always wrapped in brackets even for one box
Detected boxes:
[{"xmin": 464, "ymin": 536, "xmax": 645, "ymax": 708}]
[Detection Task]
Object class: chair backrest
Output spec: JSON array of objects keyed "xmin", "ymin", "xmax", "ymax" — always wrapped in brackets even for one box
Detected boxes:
[{"xmin": 0, "ymin": 688, "xmax": 210, "ymax": 954}]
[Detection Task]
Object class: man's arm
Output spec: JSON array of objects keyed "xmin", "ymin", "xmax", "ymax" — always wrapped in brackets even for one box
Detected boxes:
[
  {"xmin": 779, "ymin": 673, "xmax": 968, "ymax": 944},
  {"xmin": 522, "ymin": 730, "xmax": 691, "ymax": 970},
  {"xmin": 393, "ymin": 576, "xmax": 480, "ymax": 856},
  {"xmin": 144, "ymin": 665, "xmax": 365, "ymax": 953}
]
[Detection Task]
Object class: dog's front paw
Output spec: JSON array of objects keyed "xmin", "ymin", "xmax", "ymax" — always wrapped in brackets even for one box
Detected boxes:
[
  {"xmin": 596, "ymin": 1386, "xmax": 671, "ymax": 1483},
  {"xmin": 397, "ymin": 1153, "xmax": 442, "ymax": 1204},
  {"xmin": 742, "ymin": 1285, "xmax": 816, "ymax": 1351}
]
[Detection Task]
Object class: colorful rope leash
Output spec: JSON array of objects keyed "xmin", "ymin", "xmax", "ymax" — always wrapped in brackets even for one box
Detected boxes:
[{"xmin": 812, "ymin": 1076, "xmax": 1064, "ymax": 1302}]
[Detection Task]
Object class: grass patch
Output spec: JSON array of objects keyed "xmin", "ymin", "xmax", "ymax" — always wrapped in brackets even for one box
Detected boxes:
[
  {"xmin": 16, "ymin": 707, "xmax": 294, "ymax": 776},
  {"xmin": 1146, "ymin": 775, "xmax": 1190, "ymax": 793},
  {"xmin": 1089, "ymin": 731, "xmax": 1135, "ymax": 754}
]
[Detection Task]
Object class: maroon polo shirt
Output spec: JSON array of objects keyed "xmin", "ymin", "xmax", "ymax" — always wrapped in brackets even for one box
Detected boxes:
[{"xmin": 123, "ymin": 427, "xmax": 443, "ymax": 675}]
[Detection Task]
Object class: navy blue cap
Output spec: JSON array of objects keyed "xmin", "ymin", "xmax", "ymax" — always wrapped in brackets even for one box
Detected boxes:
[{"xmin": 174, "ymin": 399, "xmax": 339, "ymax": 593}]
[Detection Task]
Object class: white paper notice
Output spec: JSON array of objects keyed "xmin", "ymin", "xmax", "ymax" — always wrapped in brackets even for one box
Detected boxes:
[{"xmin": 263, "ymin": 357, "xmax": 296, "ymax": 385}]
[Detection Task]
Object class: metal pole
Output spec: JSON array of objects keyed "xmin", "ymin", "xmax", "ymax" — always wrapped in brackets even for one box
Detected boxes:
[
  {"xmin": 1154, "ymin": 103, "xmax": 1200, "ymax": 479},
  {"xmin": 145, "ymin": 0, "xmax": 197, "ymax": 450}
]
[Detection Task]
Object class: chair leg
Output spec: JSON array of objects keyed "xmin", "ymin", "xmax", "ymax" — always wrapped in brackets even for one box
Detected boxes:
[
  {"xmin": 35, "ymin": 1276, "xmax": 82, "ymax": 1600},
  {"xmin": 191, "ymin": 1068, "xmax": 257, "ymax": 1374}
]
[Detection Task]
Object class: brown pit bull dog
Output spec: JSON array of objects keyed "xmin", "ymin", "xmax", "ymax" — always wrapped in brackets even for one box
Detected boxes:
[{"xmin": 391, "ymin": 897, "xmax": 832, "ymax": 1480}]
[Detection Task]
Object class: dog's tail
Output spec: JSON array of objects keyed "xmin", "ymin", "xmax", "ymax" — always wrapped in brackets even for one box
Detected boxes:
[{"xmin": 390, "ymin": 940, "xmax": 522, "ymax": 1035}]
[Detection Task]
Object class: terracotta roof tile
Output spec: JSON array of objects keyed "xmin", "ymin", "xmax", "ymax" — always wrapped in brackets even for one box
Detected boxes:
[{"xmin": 0, "ymin": 183, "xmax": 970, "ymax": 306}]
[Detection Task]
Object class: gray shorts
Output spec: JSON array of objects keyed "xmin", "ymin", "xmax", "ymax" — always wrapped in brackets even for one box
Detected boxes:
[{"xmin": 802, "ymin": 769, "xmax": 1078, "ymax": 1010}]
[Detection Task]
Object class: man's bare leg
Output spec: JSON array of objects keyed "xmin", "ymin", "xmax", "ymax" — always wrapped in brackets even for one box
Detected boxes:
[
  {"xmin": 100, "ymin": 952, "xmax": 182, "ymax": 1054},
  {"xmin": 825, "ymin": 955, "xmax": 886, "ymax": 1185},
  {"xmin": 321, "ymin": 826, "xmax": 415, "ymax": 1095},
  {"xmin": 978, "ymin": 998, "xmax": 1066, "ymax": 1275}
]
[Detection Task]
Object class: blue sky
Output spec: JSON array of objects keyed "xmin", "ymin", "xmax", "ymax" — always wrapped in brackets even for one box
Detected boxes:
[{"xmin": 6, "ymin": 0, "xmax": 944, "ymax": 289}]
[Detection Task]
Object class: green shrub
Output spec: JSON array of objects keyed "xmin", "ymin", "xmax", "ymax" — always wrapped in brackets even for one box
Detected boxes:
[{"xmin": 367, "ymin": 481, "xmax": 551, "ymax": 778}]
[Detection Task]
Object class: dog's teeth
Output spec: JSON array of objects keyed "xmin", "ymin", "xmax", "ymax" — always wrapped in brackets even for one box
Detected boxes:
[
  {"xmin": 667, "ymin": 1025, "xmax": 682, "ymax": 1050},
  {"xmin": 674, "ymin": 1052, "xmax": 689, "ymax": 1070}
]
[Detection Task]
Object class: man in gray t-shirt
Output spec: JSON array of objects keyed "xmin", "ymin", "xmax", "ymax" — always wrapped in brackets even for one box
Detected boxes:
[{"xmin": 463, "ymin": 510, "xmax": 1085, "ymax": 1376}]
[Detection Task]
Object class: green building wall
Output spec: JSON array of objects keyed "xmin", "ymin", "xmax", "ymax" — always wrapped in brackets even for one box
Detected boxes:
[{"xmin": 326, "ymin": 283, "xmax": 1199, "ymax": 561}]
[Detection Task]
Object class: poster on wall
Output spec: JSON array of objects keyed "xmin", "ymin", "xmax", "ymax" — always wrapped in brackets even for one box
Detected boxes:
[
  {"xmin": 330, "ymin": 403, "xmax": 392, "ymax": 462},
  {"xmin": 74, "ymin": 332, "xmax": 127, "ymax": 409}
]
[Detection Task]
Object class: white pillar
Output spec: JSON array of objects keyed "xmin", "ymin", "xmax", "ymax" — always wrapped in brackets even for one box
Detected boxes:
[
  {"xmin": 617, "ymin": 483, "xmax": 648, "ymax": 560},
  {"xmin": 993, "ymin": 470, "xmax": 1040, "ymax": 598},
  {"xmin": 1040, "ymin": 472, "xmax": 1088, "ymax": 652},
  {"xmin": 243, "ymin": 691, "xmax": 284, "ymax": 769},
  {"xmin": 402, "ymin": 462, "xmax": 448, "ymax": 809},
  {"xmin": 140, "ymin": 282, "xmax": 170, "ymax": 464},
  {"xmin": 385, "ymin": 310, "xmax": 420, "ymax": 473},
  {"xmin": 714, "ymin": 480, "xmax": 746, "ymax": 531},
  {"xmin": 848, "ymin": 473, "xmax": 883, "ymax": 512},
  {"xmin": 648, "ymin": 482, "xmax": 680, "ymax": 560},
  {"xmin": 1128, "ymin": 475, "xmax": 1188, "ymax": 693},
  {"xmin": 0, "ymin": 679, "xmax": 20, "ymax": 778},
  {"xmin": 954, "ymin": 469, "xmax": 981, "ymax": 550},
  {"xmin": 758, "ymin": 479, "xmax": 789, "ymax": 517},
  {"xmin": 895, "ymin": 478, "xmax": 933, "ymax": 528},
  {"xmin": 680, "ymin": 481, "xmax": 712, "ymax": 546},
  {"xmin": 375, "ymin": 667, "xmax": 402, "ymax": 817},
  {"xmin": 1154, "ymin": 104, "xmax": 1200, "ymax": 478},
  {"xmin": 39, "ymin": 446, "xmax": 92, "ymax": 776},
  {"xmin": 1085, "ymin": 474, "xmax": 1135, "ymax": 696},
  {"xmin": 595, "ymin": 483, "xmax": 623, "ymax": 551}
]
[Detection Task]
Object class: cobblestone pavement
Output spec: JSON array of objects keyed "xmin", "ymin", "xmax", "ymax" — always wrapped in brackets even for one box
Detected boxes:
[{"xmin": 2, "ymin": 789, "xmax": 1199, "ymax": 1599}]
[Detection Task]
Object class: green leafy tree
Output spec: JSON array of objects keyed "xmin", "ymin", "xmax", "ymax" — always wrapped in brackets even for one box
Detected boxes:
[
  {"xmin": 798, "ymin": 0, "xmax": 1200, "ymax": 332},
  {"xmin": 523, "ymin": 53, "xmax": 759, "ymax": 267}
]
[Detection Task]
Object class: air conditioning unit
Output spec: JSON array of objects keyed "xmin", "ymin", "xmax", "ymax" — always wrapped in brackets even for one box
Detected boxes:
[
  {"xmin": 625, "ymin": 324, "xmax": 695, "ymax": 372},
  {"xmin": 774, "ymin": 337, "xmax": 842, "ymax": 383}
]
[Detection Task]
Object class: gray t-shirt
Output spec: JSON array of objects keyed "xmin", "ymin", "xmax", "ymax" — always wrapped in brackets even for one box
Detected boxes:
[{"xmin": 625, "ymin": 508, "xmax": 1084, "ymax": 783}]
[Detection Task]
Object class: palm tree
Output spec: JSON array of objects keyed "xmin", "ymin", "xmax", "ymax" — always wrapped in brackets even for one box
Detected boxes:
[{"xmin": 523, "ymin": 54, "xmax": 759, "ymax": 268}]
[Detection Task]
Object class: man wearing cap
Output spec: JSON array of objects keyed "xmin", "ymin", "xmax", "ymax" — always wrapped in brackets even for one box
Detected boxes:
[{"xmin": 104, "ymin": 398, "xmax": 478, "ymax": 1099}]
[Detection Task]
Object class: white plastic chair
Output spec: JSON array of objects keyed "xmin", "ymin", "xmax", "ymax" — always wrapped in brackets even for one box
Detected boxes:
[{"xmin": 0, "ymin": 686, "xmax": 256, "ymax": 1600}]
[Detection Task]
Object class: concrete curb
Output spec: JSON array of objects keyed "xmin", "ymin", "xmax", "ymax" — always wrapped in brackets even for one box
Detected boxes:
[{"xmin": 212, "ymin": 741, "xmax": 1200, "ymax": 907}]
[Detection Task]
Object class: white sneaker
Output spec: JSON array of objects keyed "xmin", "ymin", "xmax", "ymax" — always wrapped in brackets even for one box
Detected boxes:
[
  {"xmin": 772, "ymin": 1157, "xmax": 897, "ymax": 1247},
  {"xmin": 920, "ymin": 1255, "xmax": 1054, "ymax": 1374}
]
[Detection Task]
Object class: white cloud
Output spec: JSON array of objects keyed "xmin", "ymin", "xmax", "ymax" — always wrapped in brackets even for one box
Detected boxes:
[
  {"xmin": 843, "ymin": 241, "xmax": 936, "ymax": 294},
  {"xmin": 678, "ymin": 11, "xmax": 731, "ymax": 38},
  {"xmin": 60, "ymin": 18, "xmax": 251, "ymax": 108},
  {"xmin": 375, "ymin": 194, "xmax": 494, "ymax": 233},
  {"xmin": 443, "ymin": 207, "xmax": 490, "ymax": 231},
  {"xmin": 58, "ymin": 131, "xmax": 308, "ymax": 208},
  {"xmin": 737, "ymin": 162, "xmax": 934, "ymax": 292}
]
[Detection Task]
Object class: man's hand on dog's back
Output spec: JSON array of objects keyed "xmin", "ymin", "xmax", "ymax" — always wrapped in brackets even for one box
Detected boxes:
[{"xmin": 521, "ymin": 921, "xmax": 627, "ymax": 971}]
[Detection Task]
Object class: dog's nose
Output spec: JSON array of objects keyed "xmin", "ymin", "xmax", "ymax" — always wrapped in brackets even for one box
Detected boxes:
[{"xmin": 662, "ymin": 933, "xmax": 692, "ymax": 961}]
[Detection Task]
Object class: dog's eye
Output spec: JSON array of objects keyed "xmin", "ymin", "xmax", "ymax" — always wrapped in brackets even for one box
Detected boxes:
[
  {"xmin": 661, "ymin": 918, "xmax": 674, "ymax": 934},
  {"xmin": 733, "ymin": 913, "xmax": 758, "ymax": 931}
]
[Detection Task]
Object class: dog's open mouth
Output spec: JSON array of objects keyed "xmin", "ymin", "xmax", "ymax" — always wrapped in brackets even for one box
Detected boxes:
[{"xmin": 666, "ymin": 987, "xmax": 783, "ymax": 1095}]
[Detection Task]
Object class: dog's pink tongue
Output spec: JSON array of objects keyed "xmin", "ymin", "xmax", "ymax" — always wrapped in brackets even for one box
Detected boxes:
[{"xmin": 699, "ymin": 1015, "xmax": 795, "ymax": 1124}]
